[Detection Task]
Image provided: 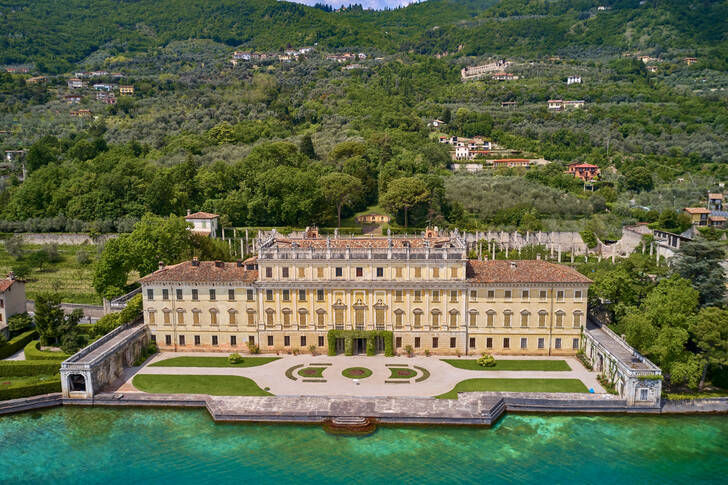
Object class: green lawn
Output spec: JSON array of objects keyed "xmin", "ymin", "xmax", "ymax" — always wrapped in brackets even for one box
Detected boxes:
[
  {"xmin": 132, "ymin": 374, "xmax": 272, "ymax": 396},
  {"xmin": 435, "ymin": 378, "xmax": 589, "ymax": 399},
  {"xmin": 441, "ymin": 359, "xmax": 571, "ymax": 371},
  {"xmin": 149, "ymin": 356, "xmax": 280, "ymax": 368}
]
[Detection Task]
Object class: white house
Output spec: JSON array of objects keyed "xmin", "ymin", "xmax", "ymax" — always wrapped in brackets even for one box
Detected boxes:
[
  {"xmin": 567, "ymin": 76, "xmax": 582, "ymax": 85},
  {"xmin": 0, "ymin": 273, "xmax": 26, "ymax": 338},
  {"xmin": 185, "ymin": 210, "xmax": 219, "ymax": 237},
  {"xmin": 429, "ymin": 119, "xmax": 446, "ymax": 128}
]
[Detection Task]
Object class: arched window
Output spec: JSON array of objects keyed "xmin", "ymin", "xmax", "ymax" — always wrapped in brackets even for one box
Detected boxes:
[
  {"xmin": 147, "ymin": 309, "xmax": 156, "ymax": 325},
  {"xmin": 413, "ymin": 308, "xmax": 423, "ymax": 328},
  {"xmin": 246, "ymin": 308, "xmax": 256, "ymax": 327},
  {"xmin": 538, "ymin": 310, "xmax": 548, "ymax": 328},
  {"xmin": 176, "ymin": 308, "xmax": 185, "ymax": 325},
  {"xmin": 555, "ymin": 310, "xmax": 565, "ymax": 327},
  {"xmin": 282, "ymin": 308, "xmax": 292, "ymax": 327},
  {"xmin": 573, "ymin": 311, "xmax": 583, "ymax": 328},
  {"xmin": 265, "ymin": 308, "xmax": 275, "ymax": 326},
  {"xmin": 486, "ymin": 310, "xmax": 496, "ymax": 327},
  {"xmin": 162, "ymin": 308, "xmax": 171, "ymax": 325},
  {"xmin": 209, "ymin": 308, "xmax": 219, "ymax": 326},
  {"xmin": 316, "ymin": 309, "xmax": 326, "ymax": 328},
  {"xmin": 298, "ymin": 308, "xmax": 308, "ymax": 327},
  {"xmin": 228, "ymin": 308, "xmax": 237, "ymax": 326},
  {"xmin": 449, "ymin": 309, "xmax": 458, "ymax": 328},
  {"xmin": 431, "ymin": 309, "xmax": 441, "ymax": 328},
  {"xmin": 192, "ymin": 308, "xmax": 201, "ymax": 325},
  {"xmin": 520, "ymin": 310, "xmax": 530, "ymax": 328},
  {"xmin": 468, "ymin": 310, "xmax": 478, "ymax": 328},
  {"xmin": 394, "ymin": 309, "xmax": 404, "ymax": 328},
  {"xmin": 503, "ymin": 310, "xmax": 512, "ymax": 328}
]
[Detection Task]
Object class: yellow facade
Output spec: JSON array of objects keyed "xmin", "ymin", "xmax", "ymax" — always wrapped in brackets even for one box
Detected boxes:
[{"xmin": 140, "ymin": 235, "xmax": 590, "ymax": 356}]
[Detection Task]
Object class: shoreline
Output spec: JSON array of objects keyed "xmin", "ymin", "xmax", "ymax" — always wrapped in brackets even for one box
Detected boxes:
[{"xmin": 1, "ymin": 392, "xmax": 726, "ymax": 427}]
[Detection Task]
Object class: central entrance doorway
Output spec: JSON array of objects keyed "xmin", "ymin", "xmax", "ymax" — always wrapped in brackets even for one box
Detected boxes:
[
  {"xmin": 354, "ymin": 338, "xmax": 367, "ymax": 355},
  {"xmin": 335, "ymin": 338, "xmax": 346, "ymax": 354}
]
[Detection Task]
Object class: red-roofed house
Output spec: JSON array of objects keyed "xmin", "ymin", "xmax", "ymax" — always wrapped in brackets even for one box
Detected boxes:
[
  {"xmin": 684, "ymin": 207, "xmax": 710, "ymax": 226},
  {"xmin": 566, "ymin": 162, "xmax": 600, "ymax": 181},
  {"xmin": 185, "ymin": 210, "xmax": 219, "ymax": 237},
  {"xmin": 0, "ymin": 273, "xmax": 26, "ymax": 337}
]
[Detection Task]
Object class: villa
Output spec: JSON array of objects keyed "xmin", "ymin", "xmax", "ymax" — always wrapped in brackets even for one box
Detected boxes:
[
  {"xmin": 0, "ymin": 273, "xmax": 26, "ymax": 338},
  {"xmin": 185, "ymin": 210, "xmax": 219, "ymax": 237},
  {"xmin": 139, "ymin": 231, "xmax": 591, "ymax": 357}
]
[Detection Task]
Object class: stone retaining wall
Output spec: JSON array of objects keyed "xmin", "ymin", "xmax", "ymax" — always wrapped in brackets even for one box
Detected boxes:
[{"xmin": 13, "ymin": 233, "xmax": 118, "ymax": 245}]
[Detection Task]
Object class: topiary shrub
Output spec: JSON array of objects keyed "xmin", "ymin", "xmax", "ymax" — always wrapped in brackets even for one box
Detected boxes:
[
  {"xmin": 477, "ymin": 353, "xmax": 496, "ymax": 367},
  {"xmin": 228, "ymin": 353, "xmax": 244, "ymax": 364}
]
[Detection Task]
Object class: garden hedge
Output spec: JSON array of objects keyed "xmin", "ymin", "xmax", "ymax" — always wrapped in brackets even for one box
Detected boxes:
[
  {"xmin": 326, "ymin": 330, "xmax": 394, "ymax": 356},
  {"xmin": 23, "ymin": 341, "xmax": 72, "ymax": 361},
  {"xmin": 0, "ymin": 330, "xmax": 38, "ymax": 360},
  {"xmin": 0, "ymin": 379, "xmax": 61, "ymax": 401},
  {"xmin": 0, "ymin": 361, "xmax": 61, "ymax": 377}
]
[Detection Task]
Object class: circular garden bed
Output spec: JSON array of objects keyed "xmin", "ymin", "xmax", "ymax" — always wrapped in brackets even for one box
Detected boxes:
[
  {"xmin": 297, "ymin": 367, "xmax": 326, "ymax": 378},
  {"xmin": 388, "ymin": 368, "xmax": 417, "ymax": 379},
  {"xmin": 342, "ymin": 367, "xmax": 373, "ymax": 379}
]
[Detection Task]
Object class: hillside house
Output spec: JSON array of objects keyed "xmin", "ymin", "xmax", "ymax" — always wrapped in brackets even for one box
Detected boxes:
[
  {"xmin": 90, "ymin": 71, "xmax": 109, "ymax": 77},
  {"xmin": 567, "ymin": 76, "xmax": 582, "ymax": 85},
  {"xmin": 460, "ymin": 60, "xmax": 510, "ymax": 80},
  {"xmin": 342, "ymin": 63, "xmax": 363, "ymax": 70},
  {"xmin": 501, "ymin": 101, "xmax": 518, "ymax": 108},
  {"xmin": 0, "ymin": 273, "xmax": 26, "ymax": 338},
  {"xmin": 684, "ymin": 57, "xmax": 698, "ymax": 65},
  {"xmin": 233, "ymin": 51, "xmax": 251, "ymax": 60},
  {"xmin": 646, "ymin": 65, "xmax": 658, "ymax": 73},
  {"xmin": 563, "ymin": 100, "xmax": 585, "ymax": 109},
  {"xmin": 64, "ymin": 95, "xmax": 82, "ymax": 104},
  {"xmin": 4, "ymin": 150, "xmax": 25, "ymax": 163},
  {"xmin": 566, "ymin": 162, "xmax": 600, "ymax": 181},
  {"xmin": 70, "ymin": 109, "xmax": 91, "ymax": 117},
  {"xmin": 708, "ymin": 193, "xmax": 724, "ymax": 211},
  {"xmin": 709, "ymin": 215, "xmax": 727, "ymax": 228},
  {"xmin": 548, "ymin": 99, "xmax": 563, "ymax": 110},
  {"xmin": 25, "ymin": 76, "xmax": 46, "ymax": 84},
  {"xmin": 491, "ymin": 159, "xmax": 532, "ymax": 169},
  {"xmin": 492, "ymin": 72, "xmax": 516, "ymax": 81},
  {"xmin": 68, "ymin": 78, "xmax": 83, "ymax": 89},
  {"xmin": 119, "ymin": 85, "xmax": 134, "ymax": 96},
  {"xmin": 684, "ymin": 207, "xmax": 710, "ymax": 226},
  {"xmin": 428, "ymin": 119, "xmax": 446, "ymax": 128},
  {"xmin": 185, "ymin": 210, "xmax": 219, "ymax": 237},
  {"xmin": 93, "ymin": 83, "xmax": 113, "ymax": 91}
]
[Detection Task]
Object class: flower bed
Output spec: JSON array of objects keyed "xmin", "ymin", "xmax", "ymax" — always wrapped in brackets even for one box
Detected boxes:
[{"xmin": 342, "ymin": 367, "xmax": 373, "ymax": 379}]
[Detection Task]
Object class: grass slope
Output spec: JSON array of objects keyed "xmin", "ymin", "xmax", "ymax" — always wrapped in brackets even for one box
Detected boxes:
[
  {"xmin": 132, "ymin": 374, "xmax": 271, "ymax": 396},
  {"xmin": 149, "ymin": 356, "xmax": 279, "ymax": 367},
  {"xmin": 441, "ymin": 359, "xmax": 571, "ymax": 371},
  {"xmin": 436, "ymin": 378, "xmax": 589, "ymax": 398}
]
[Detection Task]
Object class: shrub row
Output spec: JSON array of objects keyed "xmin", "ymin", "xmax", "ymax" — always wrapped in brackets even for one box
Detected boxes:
[
  {"xmin": 23, "ymin": 341, "xmax": 72, "ymax": 361},
  {"xmin": 0, "ymin": 330, "xmax": 38, "ymax": 360},
  {"xmin": 0, "ymin": 361, "xmax": 61, "ymax": 377},
  {"xmin": 0, "ymin": 379, "xmax": 61, "ymax": 401}
]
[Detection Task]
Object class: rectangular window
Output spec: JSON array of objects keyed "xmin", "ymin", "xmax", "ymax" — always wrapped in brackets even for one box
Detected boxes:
[
  {"xmin": 540, "ymin": 290, "xmax": 547, "ymax": 301},
  {"xmin": 148, "ymin": 311, "xmax": 156, "ymax": 325},
  {"xmin": 487, "ymin": 290, "xmax": 495, "ymax": 300},
  {"xmin": 317, "ymin": 289, "xmax": 325, "ymax": 301},
  {"xmin": 247, "ymin": 289, "xmax": 254, "ymax": 301},
  {"xmin": 538, "ymin": 338, "xmax": 545, "ymax": 349},
  {"xmin": 470, "ymin": 290, "xmax": 477, "ymax": 301},
  {"xmin": 414, "ymin": 290, "xmax": 422, "ymax": 302},
  {"xmin": 229, "ymin": 311, "xmax": 236, "ymax": 326},
  {"xmin": 282, "ymin": 267, "xmax": 289, "ymax": 278},
  {"xmin": 284, "ymin": 335, "xmax": 290, "ymax": 347},
  {"xmin": 300, "ymin": 336, "xmax": 306, "ymax": 347},
  {"xmin": 503, "ymin": 338, "xmax": 510, "ymax": 349},
  {"xmin": 504, "ymin": 290, "xmax": 512, "ymax": 301},
  {"xmin": 178, "ymin": 335, "xmax": 186, "ymax": 346},
  {"xmin": 228, "ymin": 289, "xmax": 235, "ymax": 301},
  {"xmin": 266, "ymin": 290, "xmax": 273, "ymax": 301},
  {"xmin": 267, "ymin": 335, "xmax": 274, "ymax": 346},
  {"xmin": 355, "ymin": 309, "xmax": 364, "ymax": 328},
  {"xmin": 640, "ymin": 389, "xmax": 648, "ymax": 401},
  {"xmin": 192, "ymin": 289, "xmax": 198, "ymax": 301},
  {"xmin": 375, "ymin": 309, "xmax": 384, "ymax": 328},
  {"xmin": 520, "ymin": 337, "xmax": 527, "ymax": 349},
  {"xmin": 356, "ymin": 267, "xmax": 363, "ymax": 277},
  {"xmin": 432, "ymin": 267, "xmax": 439, "ymax": 278},
  {"xmin": 298, "ymin": 290, "xmax": 306, "ymax": 301},
  {"xmin": 432, "ymin": 290, "xmax": 440, "ymax": 302},
  {"xmin": 209, "ymin": 289, "xmax": 216, "ymax": 301},
  {"xmin": 450, "ymin": 290, "xmax": 458, "ymax": 303},
  {"xmin": 450, "ymin": 337, "xmax": 456, "ymax": 348},
  {"xmin": 414, "ymin": 337, "xmax": 421, "ymax": 348},
  {"xmin": 163, "ymin": 311, "xmax": 170, "ymax": 325},
  {"xmin": 395, "ymin": 312, "xmax": 403, "ymax": 328},
  {"xmin": 395, "ymin": 267, "xmax": 403, "ymax": 278},
  {"xmin": 151, "ymin": 335, "xmax": 156, "ymax": 343},
  {"xmin": 486, "ymin": 337, "xmax": 493, "ymax": 349},
  {"xmin": 266, "ymin": 312, "xmax": 273, "ymax": 326},
  {"xmin": 318, "ymin": 336, "xmax": 324, "ymax": 347},
  {"xmin": 395, "ymin": 290, "xmax": 403, "ymax": 302},
  {"xmin": 335, "ymin": 309, "xmax": 344, "ymax": 328},
  {"xmin": 572, "ymin": 338, "xmax": 579, "ymax": 350},
  {"xmin": 432, "ymin": 337, "xmax": 439, "ymax": 349},
  {"xmin": 450, "ymin": 267, "xmax": 458, "ymax": 278},
  {"xmin": 377, "ymin": 267, "xmax": 384, "ymax": 277},
  {"xmin": 147, "ymin": 289, "xmax": 154, "ymax": 300},
  {"xmin": 414, "ymin": 267, "xmax": 421, "ymax": 278},
  {"xmin": 396, "ymin": 337, "xmax": 402, "ymax": 348},
  {"xmin": 317, "ymin": 312, "xmax": 325, "ymax": 328},
  {"xmin": 247, "ymin": 313, "xmax": 255, "ymax": 326},
  {"xmin": 212, "ymin": 335, "xmax": 218, "ymax": 346},
  {"xmin": 300, "ymin": 312, "xmax": 307, "ymax": 327},
  {"xmin": 282, "ymin": 289, "xmax": 290, "ymax": 301},
  {"xmin": 521, "ymin": 289, "xmax": 529, "ymax": 301},
  {"xmin": 162, "ymin": 289, "xmax": 169, "ymax": 300},
  {"xmin": 317, "ymin": 267, "xmax": 324, "ymax": 278},
  {"xmin": 335, "ymin": 267, "xmax": 343, "ymax": 277},
  {"xmin": 165, "ymin": 335, "xmax": 171, "ymax": 346},
  {"xmin": 555, "ymin": 338, "xmax": 562, "ymax": 349},
  {"xmin": 557, "ymin": 290, "xmax": 565, "ymax": 302},
  {"xmin": 176, "ymin": 289, "xmax": 183, "ymax": 300},
  {"xmin": 249, "ymin": 336, "xmax": 255, "ymax": 345},
  {"xmin": 574, "ymin": 312, "xmax": 582, "ymax": 328},
  {"xmin": 194, "ymin": 335, "xmax": 201, "ymax": 346},
  {"xmin": 470, "ymin": 337, "xmax": 476, "ymax": 349},
  {"xmin": 298, "ymin": 267, "xmax": 305, "ymax": 278},
  {"xmin": 231, "ymin": 335, "xmax": 237, "ymax": 346},
  {"xmin": 574, "ymin": 290, "xmax": 582, "ymax": 301},
  {"xmin": 265, "ymin": 267, "xmax": 272, "ymax": 278}
]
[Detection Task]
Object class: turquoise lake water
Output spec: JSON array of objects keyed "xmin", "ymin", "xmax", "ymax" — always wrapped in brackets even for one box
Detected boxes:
[{"xmin": 0, "ymin": 407, "xmax": 726, "ymax": 484}]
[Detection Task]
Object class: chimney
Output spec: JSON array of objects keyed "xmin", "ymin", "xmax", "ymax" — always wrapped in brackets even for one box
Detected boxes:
[
  {"xmin": 158, "ymin": 261, "xmax": 165, "ymax": 271},
  {"xmin": 187, "ymin": 209, "xmax": 191, "ymax": 216},
  {"xmin": 236, "ymin": 260, "xmax": 243, "ymax": 267},
  {"xmin": 510, "ymin": 261, "xmax": 517, "ymax": 270},
  {"xmin": 192, "ymin": 257, "xmax": 200, "ymax": 267},
  {"xmin": 7, "ymin": 271, "xmax": 15, "ymax": 280},
  {"xmin": 215, "ymin": 260, "xmax": 223, "ymax": 268}
]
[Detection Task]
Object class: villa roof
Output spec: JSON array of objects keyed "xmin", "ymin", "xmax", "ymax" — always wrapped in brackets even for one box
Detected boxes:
[
  {"xmin": 139, "ymin": 260, "xmax": 257, "ymax": 284},
  {"xmin": 708, "ymin": 193, "xmax": 724, "ymax": 199},
  {"xmin": 570, "ymin": 163, "xmax": 599, "ymax": 169},
  {"xmin": 270, "ymin": 237, "xmax": 455, "ymax": 249},
  {"xmin": 684, "ymin": 207, "xmax": 710, "ymax": 214},
  {"xmin": 0, "ymin": 279, "xmax": 16, "ymax": 292},
  {"xmin": 185, "ymin": 211, "xmax": 219, "ymax": 220},
  {"xmin": 467, "ymin": 260, "xmax": 592, "ymax": 284}
]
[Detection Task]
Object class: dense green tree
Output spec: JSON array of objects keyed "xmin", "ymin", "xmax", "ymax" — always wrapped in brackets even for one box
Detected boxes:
[
  {"xmin": 380, "ymin": 176, "xmax": 430, "ymax": 228},
  {"xmin": 673, "ymin": 238, "xmax": 726, "ymax": 307},
  {"xmin": 299, "ymin": 134, "xmax": 317, "ymax": 159},
  {"xmin": 319, "ymin": 172, "xmax": 364, "ymax": 227},
  {"xmin": 33, "ymin": 292, "xmax": 84, "ymax": 348},
  {"xmin": 690, "ymin": 307, "xmax": 728, "ymax": 389}
]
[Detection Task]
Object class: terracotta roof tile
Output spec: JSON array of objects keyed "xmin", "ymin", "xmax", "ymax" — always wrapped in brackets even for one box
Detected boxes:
[
  {"xmin": 185, "ymin": 211, "xmax": 219, "ymax": 219},
  {"xmin": 466, "ymin": 260, "xmax": 592, "ymax": 284},
  {"xmin": 272, "ymin": 237, "xmax": 456, "ymax": 249},
  {"xmin": 0, "ymin": 279, "xmax": 15, "ymax": 292},
  {"xmin": 684, "ymin": 207, "xmax": 710, "ymax": 214},
  {"xmin": 139, "ymin": 261, "xmax": 257, "ymax": 284}
]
